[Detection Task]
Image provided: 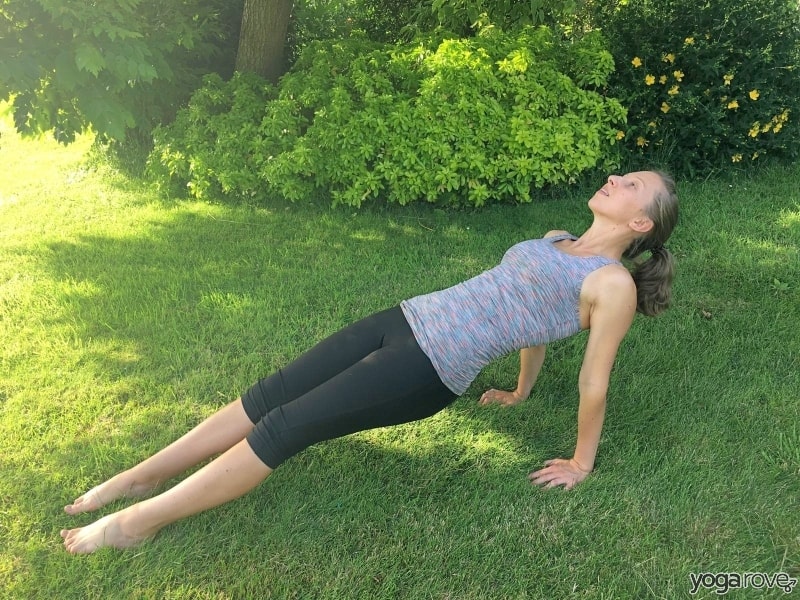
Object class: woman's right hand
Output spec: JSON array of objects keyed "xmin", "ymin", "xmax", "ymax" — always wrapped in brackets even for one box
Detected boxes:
[{"xmin": 479, "ymin": 388, "xmax": 524, "ymax": 407}]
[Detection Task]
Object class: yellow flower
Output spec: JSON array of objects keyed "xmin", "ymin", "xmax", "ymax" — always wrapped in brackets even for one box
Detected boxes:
[
  {"xmin": 749, "ymin": 123, "xmax": 760, "ymax": 137},
  {"xmin": 659, "ymin": 75, "xmax": 668, "ymax": 85},
  {"xmin": 752, "ymin": 152, "xmax": 760, "ymax": 160},
  {"xmin": 661, "ymin": 102, "xmax": 671, "ymax": 113},
  {"xmin": 616, "ymin": 130, "xmax": 625, "ymax": 140},
  {"xmin": 762, "ymin": 122, "xmax": 773, "ymax": 133},
  {"xmin": 731, "ymin": 154, "xmax": 742, "ymax": 163},
  {"xmin": 668, "ymin": 85, "xmax": 680, "ymax": 96},
  {"xmin": 645, "ymin": 74, "xmax": 656, "ymax": 85},
  {"xmin": 636, "ymin": 136, "xmax": 649, "ymax": 147},
  {"xmin": 648, "ymin": 121, "xmax": 657, "ymax": 129},
  {"xmin": 685, "ymin": 37, "xmax": 695, "ymax": 45},
  {"xmin": 727, "ymin": 100, "xmax": 739, "ymax": 110},
  {"xmin": 723, "ymin": 74, "xmax": 734, "ymax": 85},
  {"xmin": 632, "ymin": 57, "xmax": 643, "ymax": 68},
  {"xmin": 773, "ymin": 122, "xmax": 783, "ymax": 133},
  {"xmin": 663, "ymin": 53, "xmax": 676, "ymax": 64},
  {"xmin": 749, "ymin": 89, "xmax": 760, "ymax": 101},
  {"xmin": 772, "ymin": 110, "xmax": 790, "ymax": 125},
  {"xmin": 673, "ymin": 70, "xmax": 685, "ymax": 81}
]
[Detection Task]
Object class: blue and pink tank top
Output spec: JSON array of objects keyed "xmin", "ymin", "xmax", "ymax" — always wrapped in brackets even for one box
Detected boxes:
[{"xmin": 400, "ymin": 233, "xmax": 621, "ymax": 395}]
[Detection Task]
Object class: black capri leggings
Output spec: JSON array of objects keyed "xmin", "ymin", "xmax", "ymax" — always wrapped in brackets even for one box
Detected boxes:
[{"xmin": 240, "ymin": 306, "xmax": 457, "ymax": 469}]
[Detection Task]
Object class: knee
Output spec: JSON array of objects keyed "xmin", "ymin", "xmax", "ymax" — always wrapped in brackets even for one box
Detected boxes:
[
  {"xmin": 246, "ymin": 412, "xmax": 289, "ymax": 470},
  {"xmin": 240, "ymin": 372, "xmax": 287, "ymax": 422}
]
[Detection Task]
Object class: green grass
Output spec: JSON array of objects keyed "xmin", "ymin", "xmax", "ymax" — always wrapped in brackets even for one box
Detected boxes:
[{"xmin": 1, "ymin": 106, "xmax": 798, "ymax": 599}]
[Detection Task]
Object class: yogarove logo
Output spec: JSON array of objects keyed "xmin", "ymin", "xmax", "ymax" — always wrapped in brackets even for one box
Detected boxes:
[{"xmin": 689, "ymin": 572, "xmax": 797, "ymax": 595}]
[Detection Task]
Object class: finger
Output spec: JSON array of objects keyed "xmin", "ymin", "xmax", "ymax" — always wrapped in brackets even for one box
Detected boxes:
[
  {"xmin": 529, "ymin": 466, "xmax": 556, "ymax": 479},
  {"xmin": 533, "ymin": 475, "xmax": 561, "ymax": 488},
  {"xmin": 530, "ymin": 470, "xmax": 560, "ymax": 486},
  {"xmin": 547, "ymin": 479, "xmax": 570, "ymax": 490}
]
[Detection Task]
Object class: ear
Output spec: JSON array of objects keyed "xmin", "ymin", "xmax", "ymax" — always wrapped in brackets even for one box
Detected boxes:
[{"xmin": 629, "ymin": 216, "xmax": 654, "ymax": 234}]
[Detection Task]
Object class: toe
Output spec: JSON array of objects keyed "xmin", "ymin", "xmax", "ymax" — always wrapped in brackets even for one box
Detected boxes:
[{"xmin": 64, "ymin": 496, "xmax": 84, "ymax": 514}]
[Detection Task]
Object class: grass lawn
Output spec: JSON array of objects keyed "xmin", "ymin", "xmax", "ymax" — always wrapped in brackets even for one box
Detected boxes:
[{"xmin": 1, "ymin": 106, "xmax": 798, "ymax": 599}]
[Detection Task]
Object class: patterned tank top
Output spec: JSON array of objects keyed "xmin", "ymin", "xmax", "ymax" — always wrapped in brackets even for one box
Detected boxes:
[{"xmin": 400, "ymin": 233, "xmax": 621, "ymax": 395}]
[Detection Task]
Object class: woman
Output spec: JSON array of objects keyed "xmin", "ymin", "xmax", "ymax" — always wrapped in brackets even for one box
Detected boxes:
[{"xmin": 61, "ymin": 170, "xmax": 678, "ymax": 554}]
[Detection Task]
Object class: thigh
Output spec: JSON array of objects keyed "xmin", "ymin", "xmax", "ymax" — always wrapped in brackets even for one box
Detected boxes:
[
  {"xmin": 246, "ymin": 339, "xmax": 457, "ymax": 468},
  {"xmin": 240, "ymin": 307, "xmax": 405, "ymax": 421}
]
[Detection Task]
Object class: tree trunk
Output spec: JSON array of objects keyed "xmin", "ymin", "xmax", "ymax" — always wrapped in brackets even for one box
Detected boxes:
[{"xmin": 235, "ymin": 0, "xmax": 293, "ymax": 82}]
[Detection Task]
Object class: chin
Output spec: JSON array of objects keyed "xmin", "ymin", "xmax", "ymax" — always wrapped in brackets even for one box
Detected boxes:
[{"xmin": 587, "ymin": 192, "xmax": 604, "ymax": 210}]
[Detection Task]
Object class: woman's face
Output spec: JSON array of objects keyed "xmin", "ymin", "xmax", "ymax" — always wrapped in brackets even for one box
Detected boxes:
[{"xmin": 589, "ymin": 171, "xmax": 664, "ymax": 225}]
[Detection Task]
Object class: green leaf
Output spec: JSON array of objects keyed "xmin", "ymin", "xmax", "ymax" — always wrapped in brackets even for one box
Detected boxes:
[{"xmin": 75, "ymin": 43, "xmax": 106, "ymax": 76}]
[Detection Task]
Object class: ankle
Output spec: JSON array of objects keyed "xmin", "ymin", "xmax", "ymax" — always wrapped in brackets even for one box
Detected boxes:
[
  {"xmin": 118, "ymin": 503, "xmax": 163, "ymax": 539},
  {"xmin": 114, "ymin": 469, "xmax": 161, "ymax": 496}
]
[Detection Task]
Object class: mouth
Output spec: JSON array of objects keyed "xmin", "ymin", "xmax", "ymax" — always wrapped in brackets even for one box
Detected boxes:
[{"xmin": 599, "ymin": 187, "xmax": 610, "ymax": 196}]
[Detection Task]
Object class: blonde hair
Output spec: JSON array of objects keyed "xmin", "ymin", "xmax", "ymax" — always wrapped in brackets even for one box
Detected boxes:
[{"xmin": 623, "ymin": 171, "xmax": 679, "ymax": 316}]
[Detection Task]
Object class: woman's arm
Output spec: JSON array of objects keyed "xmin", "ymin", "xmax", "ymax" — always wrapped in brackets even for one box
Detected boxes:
[
  {"xmin": 530, "ymin": 267, "xmax": 637, "ymax": 489},
  {"xmin": 480, "ymin": 345, "xmax": 546, "ymax": 406}
]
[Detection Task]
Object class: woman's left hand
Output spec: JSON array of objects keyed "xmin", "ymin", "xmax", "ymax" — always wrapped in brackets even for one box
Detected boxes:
[{"xmin": 528, "ymin": 458, "xmax": 591, "ymax": 490}]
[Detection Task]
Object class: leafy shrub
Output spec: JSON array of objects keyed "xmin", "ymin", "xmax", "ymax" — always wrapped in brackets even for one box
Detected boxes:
[
  {"xmin": 149, "ymin": 27, "xmax": 625, "ymax": 207},
  {"xmin": 287, "ymin": 0, "xmax": 417, "ymax": 63},
  {"xmin": 1, "ymin": 0, "xmax": 242, "ymax": 142},
  {"xmin": 591, "ymin": 0, "xmax": 800, "ymax": 176},
  {"xmin": 407, "ymin": 0, "xmax": 583, "ymax": 37},
  {"xmin": 148, "ymin": 71, "xmax": 276, "ymax": 199}
]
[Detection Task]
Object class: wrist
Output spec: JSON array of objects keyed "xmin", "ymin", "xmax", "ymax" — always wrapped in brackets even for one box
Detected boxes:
[{"xmin": 571, "ymin": 457, "xmax": 593, "ymax": 473}]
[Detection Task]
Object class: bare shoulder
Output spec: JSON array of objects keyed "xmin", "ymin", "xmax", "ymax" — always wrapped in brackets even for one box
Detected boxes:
[
  {"xmin": 543, "ymin": 229, "xmax": 570, "ymax": 238},
  {"xmin": 585, "ymin": 264, "xmax": 637, "ymax": 306}
]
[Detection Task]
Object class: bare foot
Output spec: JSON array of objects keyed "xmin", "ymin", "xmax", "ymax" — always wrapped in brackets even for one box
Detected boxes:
[
  {"xmin": 64, "ymin": 471, "xmax": 158, "ymax": 515},
  {"xmin": 60, "ymin": 506, "xmax": 159, "ymax": 555}
]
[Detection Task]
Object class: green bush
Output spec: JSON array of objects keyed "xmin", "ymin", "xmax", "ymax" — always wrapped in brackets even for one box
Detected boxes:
[
  {"xmin": 149, "ymin": 72, "xmax": 276, "ymax": 199},
  {"xmin": 407, "ymin": 0, "xmax": 584, "ymax": 38},
  {"xmin": 286, "ymin": 0, "xmax": 418, "ymax": 63},
  {"xmin": 149, "ymin": 27, "xmax": 625, "ymax": 207},
  {"xmin": 591, "ymin": 0, "xmax": 800, "ymax": 176}
]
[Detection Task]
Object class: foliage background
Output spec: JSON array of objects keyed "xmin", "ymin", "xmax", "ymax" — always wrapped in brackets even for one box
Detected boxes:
[
  {"xmin": 0, "ymin": 0, "xmax": 243, "ymax": 141},
  {"xmin": 149, "ymin": 27, "xmax": 625, "ymax": 207},
  {"xmin": 3, "ymin": 0, "xmax": 799, "ymax": 185},
  {"xmin": 592, "ymin": 0, "xmax": 800, "ymax": 176}
]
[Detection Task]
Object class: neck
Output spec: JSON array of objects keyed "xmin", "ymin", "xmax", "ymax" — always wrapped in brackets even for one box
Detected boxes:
[{"xmin": 571, "ymin": 220, "xmax": 635, "ymax": 261}]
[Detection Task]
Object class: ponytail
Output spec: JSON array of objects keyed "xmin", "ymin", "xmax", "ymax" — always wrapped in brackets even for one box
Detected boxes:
[
  {"xmin": 631, "ymin": 247, "xmax": 675, "ymax": 316},
  {"xmin": 623, "ymin": 171, "xmax": 679, "ymax": 317}
]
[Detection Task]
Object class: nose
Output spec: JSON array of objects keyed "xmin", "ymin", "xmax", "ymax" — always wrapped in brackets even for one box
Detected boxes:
[{"xmin": 608, "ymin": 174, "xmax": 622, "ymax": 186}]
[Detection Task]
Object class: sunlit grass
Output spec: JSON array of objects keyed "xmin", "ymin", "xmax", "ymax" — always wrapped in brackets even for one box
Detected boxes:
[{"xmin": 1, "ymin": 114, "xmax": 798, "ymax": 599}]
